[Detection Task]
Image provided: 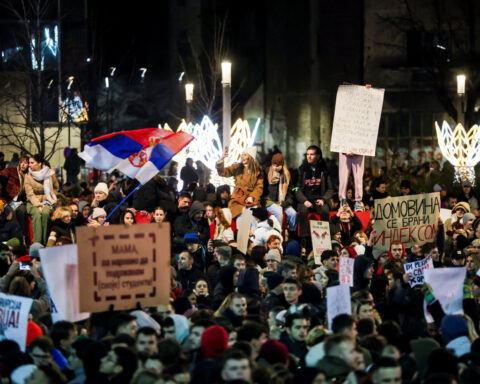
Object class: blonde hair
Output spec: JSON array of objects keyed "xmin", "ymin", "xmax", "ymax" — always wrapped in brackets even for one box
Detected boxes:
[{"xmin": 51, "ymin": 206, "xmax": 72, "ymax": 221}]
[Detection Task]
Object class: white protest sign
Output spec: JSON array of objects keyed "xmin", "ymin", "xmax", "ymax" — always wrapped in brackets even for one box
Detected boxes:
[
  {"xmin": 237, "ymin": 208, "xmax": 253, "ymax": 255},
  {"xmin": 0, "ymin": 293, "xmax": 32, "ymax": 351},
  {"xmin": 326, "ymin": 284, "xmax": 351, "ymax": 331},
  {"xmin": 339, "ymin": 257, "xmax": 355, "ymax": 287},
  {"xmin": 373, "ymin": 193, "xmax": 441, "ymax": 251},
  {"xmin": 424, "ymin": 267, "xmax": 466, "ymax": 315},
  {"xmin": 440, "ymin": 208, "xmax": 451, "ymax": 224},
  {"xmin": 404, "ymin": 257, "xmax": 434, "ymax": 287},
  {"xmin": 330, "ymin": 84, "xmax": 385, "ymax": 156},
  {"xmin": 310, "ymin": 221, "xmax": 332, "ymax": 265},
  {"xmin": 39, "ymin": 245, "xmax": 90, "ymax": 322}
]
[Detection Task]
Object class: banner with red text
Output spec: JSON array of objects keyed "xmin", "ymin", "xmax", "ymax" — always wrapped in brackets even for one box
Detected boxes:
[{"xmin": 373, "ymin": 192, "xmax": 440, "ymax": 251}]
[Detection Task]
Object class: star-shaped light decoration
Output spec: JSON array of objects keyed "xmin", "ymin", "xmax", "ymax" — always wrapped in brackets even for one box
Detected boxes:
[{"xmin": 435, "ymin": 121, "xmax": 480, "ymax": 185}]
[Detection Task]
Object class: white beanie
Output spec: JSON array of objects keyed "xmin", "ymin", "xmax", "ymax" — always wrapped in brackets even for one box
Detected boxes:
[
  {"xmin": 94, "ymin": 182, "xmax": 109, "ymax": 196},
  {"xmin": 243, "ymin": 147, "xmax": 257, "ymax": 161},
  {"xmin": 92, "ymin": 207, "xmax": 107, "ymax": 219}
]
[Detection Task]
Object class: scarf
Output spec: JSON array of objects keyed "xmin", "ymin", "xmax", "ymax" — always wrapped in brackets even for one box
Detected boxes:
[
  {"xmin": 30, "ymin": 166, "xmax": 57, "ymax": 204},
  {"xmin": 268, "ymin": 167, "xmax": 290, "ymax": 204}
]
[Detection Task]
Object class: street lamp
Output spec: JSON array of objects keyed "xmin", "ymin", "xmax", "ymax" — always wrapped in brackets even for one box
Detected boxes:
[
  {"xmin": 222, "ymin": 61, "xmax": 232, "ymax": 149},
  {"xmin": 457, "ymin": 74, "xmax": 466, "ymax": 125},
  {"xmin": 185, "ymin": 83, "xmax": 194, "ymax": 122}
]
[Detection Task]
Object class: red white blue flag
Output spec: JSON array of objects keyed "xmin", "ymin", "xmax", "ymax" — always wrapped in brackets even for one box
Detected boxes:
[{"xmin": 79, "ymin": 128, "xmax": 193, "ymax": 184}]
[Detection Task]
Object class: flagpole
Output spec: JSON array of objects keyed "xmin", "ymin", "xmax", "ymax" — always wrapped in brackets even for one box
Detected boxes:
[{"xmin": 101, "ymin": 183, "xmax": 142, "ymax": 225}]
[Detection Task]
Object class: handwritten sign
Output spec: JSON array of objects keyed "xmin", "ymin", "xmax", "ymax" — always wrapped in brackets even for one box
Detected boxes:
[
  {"xmin": 424, "ymin": 267, "xmax": 466, "ymax": 315},
  {"xmin": 0, "ymin": 293, "xmax": 32, "ymax": 351},
  {"xmin": 373, "ymin": 193, "xmax": 441, "ymax": 251},
  {"xmin": 440, "ymin": 208, "xmax": 451, "ymax": 223},
  {"xmin": 330, "ymin": 84, "xmax": 385, "ymax": 156},
  {"xmin": 339, "ymin": 257, "xmax": 355, "ymax": 287},
  {"xmin": 40, "ymin": 245, "xmax": 90, "ymax": 323},
  {"xmin": 326, "ymin": 284, "xmax": 351, "ymax": 331},
  {"xmin": 76, "ymin": 223, "xmax": 170, "ymax": 313},
  {"xmin": 404, "ymin": 257, "xmax": 434, "ymax": 287},
  {"xmin": 310, "ymin": 221, "xmax": 332, "ymax": 265}
]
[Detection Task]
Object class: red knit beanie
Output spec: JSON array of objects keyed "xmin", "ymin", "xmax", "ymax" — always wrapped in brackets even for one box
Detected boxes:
[
  {"xmin": 271, "ymin": 153, "xmax": 284, "ymax": 166},
  {"xmin": 26, "ymin": 321, "xmax": 43, "ymax": 347},
  {"xmin": 201, "ymin": 325, "xmax": 228, "ymax": 359},
  {"xmin": 259, "ymin": 340, "xmax": 289, "ymax": 365}
]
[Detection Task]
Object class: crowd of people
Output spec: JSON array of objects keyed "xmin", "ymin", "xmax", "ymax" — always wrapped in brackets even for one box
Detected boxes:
[{"xmin": 0, "ymin": 144, "xmax": 479, "ymax": 384}]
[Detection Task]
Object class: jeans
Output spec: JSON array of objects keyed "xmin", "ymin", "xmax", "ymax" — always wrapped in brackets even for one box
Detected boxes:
[{"xmin": 267, "ymin": 204, "xmax": 297, "ymax": 230}]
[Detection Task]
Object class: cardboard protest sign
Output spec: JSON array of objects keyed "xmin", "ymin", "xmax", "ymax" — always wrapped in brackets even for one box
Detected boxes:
[
  {"xmin": 404, "ymin": 257, "xmax": 434, "ymax": 287},
  {"xmin": 339, "ymin": 257, "xmax": 355, "ymax": 287},
  {"xmin": 326, "ymin": 284, "xmax": 351, "ymax": 331},
  {"xmin": 373, "ymin": 192, "xmax": 441, "ymax": 251},
  {"xmin": 40, "ymin": 245, "xmax": 90, "ymax": 323},
  {"xmin": 76, "ymin": 223, "xmax": 170, "ymax": 313},
  {"xmin": 0, "ymin": 293, "xmax": 32, "ymax": 351},
  {"xmin": 310, "ymin": 221, "xmax": 332, "ymax": 265},
  {"xmin": 330, "ymin": 84, "xmax": 385, "ymax": 156},
  {"xmin": 424, "ymin": 267, "xmax": 466, "ymax": 315},
  {"xmin": 237, "ymin": 208, "xmax": 253, "ymax": 255}
]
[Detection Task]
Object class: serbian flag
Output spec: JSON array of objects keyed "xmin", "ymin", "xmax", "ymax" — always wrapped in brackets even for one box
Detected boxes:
[{"xmin": 79, "ymin": 128, "xmax": 193, "ymax": 184}]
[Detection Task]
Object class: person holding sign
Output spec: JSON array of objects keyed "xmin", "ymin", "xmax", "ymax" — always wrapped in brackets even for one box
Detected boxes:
[
  {"xmin": 338, "ymin": 152, "xmax": 365, "ymax": 212},
  {"xmin": 295, "ymin": 145, "xmax": 334, "ymax": 241},
  {"xmin": 330, "ymin": 204, "xmax": 363, "ymax": 246}
]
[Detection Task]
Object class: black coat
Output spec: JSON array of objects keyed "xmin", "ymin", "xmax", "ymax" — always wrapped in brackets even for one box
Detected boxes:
[
  {"xmin": 96, "ymin": 194, "xmax": 120, "ymax": 224},
  {"xmin": 295, "ymin": 161, "xmax": 334, "ymax": 204},
  {"xmin": 0, "ymin": 205, "xmax": 22, "ymax": 242}
]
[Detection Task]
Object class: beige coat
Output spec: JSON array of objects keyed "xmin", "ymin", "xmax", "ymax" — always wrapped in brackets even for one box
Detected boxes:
[
  {"xmin": 216, "ymin": 162, "xmax": 263, "ymax": 218},
  {"xmin": 24, "ymin": 172, "xmax": 59, "ymax": 207}
]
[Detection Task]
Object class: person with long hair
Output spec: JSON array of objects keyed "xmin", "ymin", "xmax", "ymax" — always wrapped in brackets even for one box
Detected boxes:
[
  {"xmin": 263, "ymin": 153, "xmax": 297, "ymax": 236},
  {"xmin": 216, "ymin": 147, "xmax": 264, "ymax": 221},
  {"xmin": 24, "ymin": 154, "xmax": 59, "ymax": 245},
  {"xmin": 212, "ymin": 206, "xmax": 234, "ymax": 243},
  {"xmin": 47, "ymin": 206, "xmax": 76, "ymax": 247},
  {"xmin": 120, "ymin": 210, "xmax": 136, "ymax": 225},
  {"xmin": 151, "ymin": 206, "xmax": 168, "ymax": 223}
]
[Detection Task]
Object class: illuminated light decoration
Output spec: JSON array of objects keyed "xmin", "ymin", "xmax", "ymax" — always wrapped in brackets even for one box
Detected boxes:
[
  {"xmin": 435, "ymin": 121, "xmax": 480, "ymax": 185},
  {"xmin": 31, "ymin": 25, "xmax": 59, "ymax": 70},
  {"xmin": 110, "ymin": 67, "xmax": 116, "ymax": 77},
  {"xmin": 161, "ymin": 116, "xmax": 260, "ymax": 188},
  {"xmin": 185, "ymin": 83, "xmax": 194, "ymax": 102},
  {"xmin": 457, "ymin": 75, "xmax": 466, "ymax": 95},
  {"xmin": 105, "ymin": 77, "xmax": 110, "ymax": 88},
  {"xmin": 60, "ymin": 94, "xmax": 89, "ymax": 123}
]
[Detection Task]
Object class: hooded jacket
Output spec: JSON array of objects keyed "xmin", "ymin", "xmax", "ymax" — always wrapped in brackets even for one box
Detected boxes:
[
  {"xmin": 352, "ymin": 255, "xmax": 374, "ymax": 292},
  {"xmin": 388, "ymin": 241, "xmax": 406, "ymax": 262},
  {"xmin": 132, "ymin": 176, "xmax": 176, "ymax": 216},
  {"xmin": 295, "ymin": 161, "xmax": 334, "ymax": 204},
  {"xmin": 237, "ymin": 267, "xmax": 261, "ymax": 299},
  {"xmin": 173, "ymin": 201, "xmax": 210, "ymax": 244}
]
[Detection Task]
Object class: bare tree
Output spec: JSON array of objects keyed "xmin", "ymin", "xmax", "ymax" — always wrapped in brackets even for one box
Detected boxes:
[{"xmin": 0, "ymin": 0, "xmax": 69, "ymax": 160}]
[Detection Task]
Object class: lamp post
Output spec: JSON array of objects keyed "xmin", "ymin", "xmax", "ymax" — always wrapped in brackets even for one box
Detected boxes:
[
  {"xmin": 457, "ymin": 74, "xmax": 466, "ymax": 126},
  {"xmin": 185, "ymin": 83, "xmax": 193, "ymax": 123},
  {"xmin": 66, "ymin": 76, "xmax": 74, "ymax": 146},
  {"xmin": 221, "ymin": 61, "xmax": 231, "ymax": 150}
]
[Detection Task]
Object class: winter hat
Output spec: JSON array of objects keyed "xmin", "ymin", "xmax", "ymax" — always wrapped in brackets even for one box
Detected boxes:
[
  {"xmin": 26, "ymin": 322, "xmax": 43, "ymax": 347},
  {"xmin": 400, "ymin": 180, "xmax": 411, "ymax": 189},
  {"xmin": 258, "ymin": 340, "xmax": 289, "ymax": 365},
  {"xmin": 452, "ymin": 202, "xmax": 471, "ymax": 214},
  {"xmin": 252, "ymin": 207, "xmax": 269, "ymax": 222},
  {"xmin": 28, "ymin": 243, "xmax": 44, "ymax": 259},
  {"xmin": 271, "ymin": 153, "xmax": 285, "ymax": 166},
  {"xmin": 285, "ymin": 240, "xmax": 301, "ymax": 257},
  {"xmin": 10, "ymin": 364, "xmax": 37, "ymax": 384},
  {"xmin": 263, "ymin": 271, "xmax": 284, "ymax": 290},
  {"xmin": 441, "ymin": 315, "xmax": 469, "ymax": 344},
  {"xmin": 91, "ymin": 207, "xmax": 107, "ymax": 219},
  {"xmin": 94, "ymin": 182, "xmax": 109, "ymax": 196},
  {"xmin": 130, "ymin": 310, "xmax": 161, "ymax": 335},
  {"xmin": 184, "ymin": 232, "xmax": 200, "ymax": 244},
  {"xmin": 433, "ymin": 184, "xmax": 443, "ymax": 192},
  {"xmin": 6, "ymin": 238, "xmax": 20, "ymax": 249},
  {"xmin": 168, "ymin": 314, "xmax": 190, "ymax": 344},
  {"xmin": 78, "ymin": 201, "xmax": 89, "ymax": 212},
  {"xmin": 410, "ymin": 337, "xmax": 441, "ymax": 378},
  {"xmin": 266, "ymin": 249, "xmax": 281, "ymax": 263},
  {"xmin": 340, "ymin": 246, "xmax": 358, "ymax": 259},
  {"xmin": 243, "ymin": 147, "xmax": 257, "ymax": 161},
  {"xmin": 462, "ymin": 213, "xmax": 476, "ymax": 225},
  {"xmin": 462, "ymin": 180, "xmax": 473, "ymax": 188},
  {"xmin": 201, "ymin": 325, "xmax": 228, "ymax": 358}
]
